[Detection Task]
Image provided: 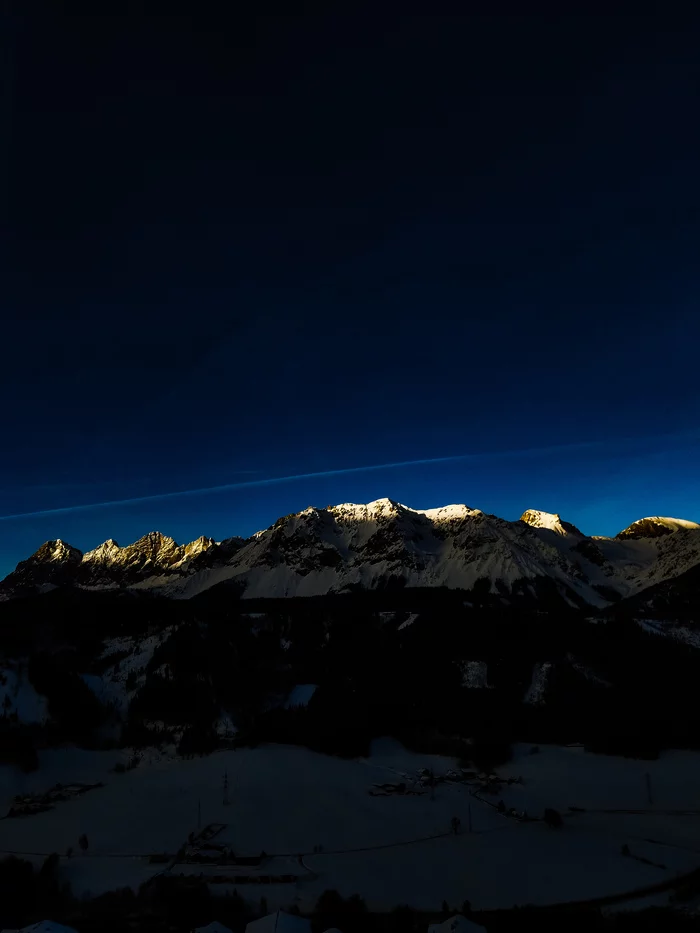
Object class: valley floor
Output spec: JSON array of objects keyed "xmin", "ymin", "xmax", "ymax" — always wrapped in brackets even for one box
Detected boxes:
[{"xmin": 2, "ymin": 741, "xmax": 700, "ymax": 911}]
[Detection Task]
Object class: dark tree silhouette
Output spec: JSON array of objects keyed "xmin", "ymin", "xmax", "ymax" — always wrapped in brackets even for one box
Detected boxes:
[{"xmin": 543, "ymin": 807, "xmax": 563, "ymax": 828}]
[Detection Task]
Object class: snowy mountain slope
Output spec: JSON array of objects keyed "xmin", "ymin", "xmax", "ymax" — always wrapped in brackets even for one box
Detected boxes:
[
  {"xmin": 616, "ymin": 516, "xmax": 700, "ymax": 539},
  {"xmin": 1, "ymin": 500, "xmax": 699, "ymax": 608},
  {"xmin": 87, "ymin": 628, "xmax": 179, "ymax": 713},
  {"xmin": 607, "ymin": 559, "xmax": 700, "ymax": 623},
  {"xmin": 520, "ymin": 509, "xmax": 584, "ymax": 537},
  {"xmin": 0, "ymin": 663, "xmax": 49, "ymax": 724},
  {"xmin": 594, "ymin": 525, "xmax": 700, "ymax": 597},
  {"xmin": 0, "ymin": 532, "xmax": 245, "ymax": 597},
  {"xmin": 168, "ymin": 500, "xmax": 700, "ymax": 605},
  {"xmin": 634, "ymin": 618, "xmax": 700, "ymax": 649},
  {"xmin": 0, "ymin": 539, "xmax": 82, "ymax": 596},
  {"xmin": 161, "ymin": 499, "xmax": 614, "ymax": 603}
]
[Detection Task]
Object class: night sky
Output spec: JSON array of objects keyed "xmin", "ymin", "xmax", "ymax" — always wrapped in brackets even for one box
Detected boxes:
[{"xmin": 3, "ymin": 7, "xmax": 700, "ymax": 576}]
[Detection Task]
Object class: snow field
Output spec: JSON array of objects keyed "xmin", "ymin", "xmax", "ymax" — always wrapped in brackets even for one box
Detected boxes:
[{"xmin": 1, "ymin": 741, "xmax": 700, "ymax": 909}]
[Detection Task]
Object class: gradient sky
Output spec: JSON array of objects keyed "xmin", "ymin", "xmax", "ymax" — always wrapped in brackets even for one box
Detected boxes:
[{"xmin": 3, "ymin": 8, "xmax": 700, "ymax": 578}]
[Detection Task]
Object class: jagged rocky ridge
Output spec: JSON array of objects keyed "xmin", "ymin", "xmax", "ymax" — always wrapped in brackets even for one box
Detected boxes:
[
  {"xmin": 2, "ymin": 531, "xmax": 245, "ymax": 596},
  {"xmin": 1, "ymin": 500, "xmax": 699, "ymax": 607}
]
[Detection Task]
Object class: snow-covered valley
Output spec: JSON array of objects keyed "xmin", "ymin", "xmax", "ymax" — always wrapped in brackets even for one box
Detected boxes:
[{"xmin": 2, "ymin": 741, "xmax": 700, "ymax": 912}]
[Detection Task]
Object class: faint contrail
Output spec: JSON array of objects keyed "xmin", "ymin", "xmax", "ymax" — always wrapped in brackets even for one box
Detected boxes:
[
  {"xmin": 0, "ymin": 431, "xmax": 697, "ymax": 522},
  {"xmin": 0, "ymin": 471, "xmax": 262, "ymax": 497}
]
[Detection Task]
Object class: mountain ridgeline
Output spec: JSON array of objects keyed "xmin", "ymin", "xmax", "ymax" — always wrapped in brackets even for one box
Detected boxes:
[
  {"xmin": 2, "ymin": 501, "xmax": 700, "ymax": 766},
  {"xmin": 2, "ymin": 500, "xmax": 700, "ymax": 609}
]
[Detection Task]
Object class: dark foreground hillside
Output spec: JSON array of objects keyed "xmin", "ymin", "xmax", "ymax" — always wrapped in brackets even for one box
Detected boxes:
[{"xmin": 2, "ymin": 583, "xmax": 700, "ymax": 765}]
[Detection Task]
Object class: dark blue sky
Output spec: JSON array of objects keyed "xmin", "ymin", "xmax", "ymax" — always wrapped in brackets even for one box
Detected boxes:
[{"xmin": 3, "ymin": 8, "xmax": 700, "ymax": 576}]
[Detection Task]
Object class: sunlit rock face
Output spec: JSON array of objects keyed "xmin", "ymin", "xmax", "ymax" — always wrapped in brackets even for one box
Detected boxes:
[{"xmin": 616, "ymin": 517, "xmax": 700, "ymax": 540}]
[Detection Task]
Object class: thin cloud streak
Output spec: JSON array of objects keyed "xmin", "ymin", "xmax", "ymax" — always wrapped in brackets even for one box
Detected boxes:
[
  {"xmin": 0, "ymin": 481, "xmax": 124, "ymax": 493},
  {"xmin": 0, "ymin": 430, "xmax": 697, "ymax": 522},
  {"xmin": 0, "ymin": 471, "xmax": 262, "ymax": 496}
]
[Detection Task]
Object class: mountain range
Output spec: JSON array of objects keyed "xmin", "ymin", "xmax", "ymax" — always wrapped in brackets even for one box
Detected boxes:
[
  {"xmin": 2, "ymin": 499, "xmax": 699, "ymax": 609},
  {"xmin": 2, "ymin": 499, "xmax": 700, "ymax": 764}
]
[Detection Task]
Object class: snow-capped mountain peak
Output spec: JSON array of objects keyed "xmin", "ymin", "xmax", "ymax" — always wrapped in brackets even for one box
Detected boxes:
[
  {"xmin": 0, "ymin": 539, "xmax": 84, "ymax": 596},
  {"xmin": 29, "ymin": 539, "xmax": 83, "ymax": 565},
  {"xmin": 330, "ymin": 498, "xmax": 406, "ymax": 522},
  {"xmin": 415, "ymin": 504, "xmax": 480, "ymax": 523},
  {"xmin": 184, "ymin": 535, "xmax": 216, "ymax": 558},
  {"xmin": 132, "ymin": 531, "xmax": 178, "ymax": 553},
  {"xmin": 520, "ymin": 509, "xmax": 583, "ymax": 537},
  {"xmin": 83, "ymin": 539, "xmax": 122, "ymax": 562},
  {"xmin": 616, "ymin": 516, "xmax": 700, "ymax": 540}
]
